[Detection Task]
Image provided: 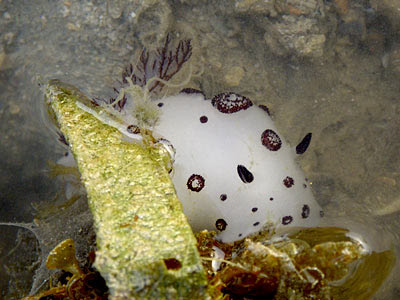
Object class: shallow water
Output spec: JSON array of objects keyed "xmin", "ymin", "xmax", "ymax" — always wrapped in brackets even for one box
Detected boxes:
[{"xmin": 1, "ymin": 0, "xmax": 399, "ymax": 298}]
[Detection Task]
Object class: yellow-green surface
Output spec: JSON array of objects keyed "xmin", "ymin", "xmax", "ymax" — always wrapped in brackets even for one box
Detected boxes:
[{"xmin": 45, "ymin": 81, "xmax": 209, "ymax": 300}]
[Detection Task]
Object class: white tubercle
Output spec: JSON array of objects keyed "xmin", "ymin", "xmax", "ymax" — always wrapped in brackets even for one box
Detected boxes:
[{"xmin": 152, "ymin": 91, "xmax": 323, "ymax": 243}]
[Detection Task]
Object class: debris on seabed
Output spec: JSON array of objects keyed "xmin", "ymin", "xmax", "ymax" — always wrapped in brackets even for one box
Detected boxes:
[{"xmin": 197, "ymin": 227, "xmax": 395, "ymax": 300}]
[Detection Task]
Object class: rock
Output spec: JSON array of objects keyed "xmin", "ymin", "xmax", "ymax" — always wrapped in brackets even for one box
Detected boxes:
[
  {"xmin": 371, "ymin": 0, "xmax": 400, "ymax": 31},
  {"xmin": 363, "ymin": 15, "xmax": 391, "ymax": 56},
  {"xmin": 234, "ymin": 0, "xmax": 278, "ymax": 16},
  {"xmin": 264, "ymin": 15, "xmax": 326, "ymax": 58},
  {"xmin": 338, "ymin": 9, "xmax": 366, "ymax": 42},
  {"xmin": 333, "ymin": 0, "xmax": 348, "ymax": 16},
  {"xmin": 274, "ymin": 0, "xmax": 322, "ymax": 16}
]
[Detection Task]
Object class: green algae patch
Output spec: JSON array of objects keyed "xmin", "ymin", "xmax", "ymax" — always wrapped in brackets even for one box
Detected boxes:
[{"xmin": 45, "ymin": 80, "xmax": 209, "ymax": 300}]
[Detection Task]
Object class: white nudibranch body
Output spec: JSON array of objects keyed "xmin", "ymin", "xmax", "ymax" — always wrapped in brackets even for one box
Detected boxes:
[
  {"xmin": 82, "ymin": 85, "xmax": 323, "ymax": 243},
  {"xmin": 149, "ymin": 91, "xmax": 323, "ymax": 242}
]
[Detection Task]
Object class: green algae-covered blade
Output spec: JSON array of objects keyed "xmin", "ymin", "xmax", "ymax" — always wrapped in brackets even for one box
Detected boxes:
[{"xmin": 45, "ymin": 80, "xmax": 209, "ymax": 300}]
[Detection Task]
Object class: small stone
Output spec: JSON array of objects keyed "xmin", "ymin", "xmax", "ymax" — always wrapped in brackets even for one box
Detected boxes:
[
  {"xmin": 333, "ymin": 0, "xmax": 349, "ymax": 15},
  {"xmin": 66, "ymin": 22, "xmax": 80, "ymax": 31},
  {"xmin": 224, "ymin": 66, "xmax": 245, "ymax": 86},
  {"xmin": 264, "ymin": 15, "xmax": 326, "ymax": 58},
  {"xmin": 9, "ymin": 103, "xmax": 20, "ymax": 115},
  {"xmin": 4, "ymin": 32, "xmax": 15, "ymax": 45},
  {"xmin": 3, "ymin": 12, "xmax": 11, "ymax": 20}
]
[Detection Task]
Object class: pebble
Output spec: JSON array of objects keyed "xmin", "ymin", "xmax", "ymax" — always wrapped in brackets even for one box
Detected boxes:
[
  {"xmin": 334, "ymin": 0, "xmax": 348, "ymax": 15},
  {"xmin": 66, "ymin": 22, "xmax": 80, "ymax": 31},
  {"xmin": 3, "ymin": 11, "xmax": 11, "ymax": 20},
  {"xmin": 9, "ymin": 103, "xmax": 21, "ymax": 115},
  {"xmin": 224, "ymin": 66, "xmax": 245, "ymax": 86},
  {"xmin": 0, "ymin": 50, "xmax": 5, "ymax": 71}
]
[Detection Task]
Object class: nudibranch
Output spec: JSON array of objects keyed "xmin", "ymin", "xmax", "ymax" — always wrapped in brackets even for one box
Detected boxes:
[
  {"xmin": 83, "ymin": 34, "xmax": 323, "ymax": 243},
  {"xmin": 153, "ymin": 90, "xmax": 323, "ymax": 242}
]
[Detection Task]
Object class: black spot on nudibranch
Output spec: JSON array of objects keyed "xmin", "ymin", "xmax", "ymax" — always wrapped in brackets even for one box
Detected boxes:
[
  {"xmin": 220, "ymin": 194, "xmax": 227, "ymax": 201},
  {"xmin": 301, "ymin": 204, "xmax": 310, "ymax": 218},
  {"xmin": 253, "ymin": 222, "xmax": 260, "ymax": 226},
  {"xmin": 180, "ymin": 88, "xmax": 205, "ymax": 97},
  {"xmin": 282, "ymin": 215, "xmax": 293, "ymax": 225},
  {"xmin": 187, "ymin": 174, "xmax": 205, "ymax": 192},
  {"xmin": 211, "ymin": 92, "xmax": 252, "ymax": 114},
  {"xmin": 296, "ymin": 133, "xmax": 312, "ymax": 154},
  {"xmin": 199, "ymin": 115, "xmax": 208, "ymax": 123},
  {"xmin": 157, "ymin": 102, "xmax": 164, "ymax": 107},
  {"xmin": 251, "ymin": 207, "xmax": 258, "ymax": 212},
  {"xmin": 127, "ymin": 125, "xmax": 140, "ymax": 134},
  {"xmin": 237, "ymin": 165, "xmax": 254, "ymax": 183},
  {"xmin": 261, "ymin": 129, "xmax": 282, "ymax": 151},
  {"xmin": 258, "ymin": 104, "xmax": 270, "ymax": 116},
  {"xmin": 216, "ymin": 219, "xmax": 227, "ymax": 231},
  {"xmin": 283, "ymin": 176, "xmax": 294, "ymax": 188},
  {"xmin": 269, "ymin": 197, "xmax": 274, "ymax": 201}
]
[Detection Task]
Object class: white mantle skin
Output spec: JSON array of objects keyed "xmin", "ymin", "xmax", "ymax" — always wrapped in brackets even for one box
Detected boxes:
[{"xmin": 150, "ymin": 90, "xmax": 323, "ymax": 242}]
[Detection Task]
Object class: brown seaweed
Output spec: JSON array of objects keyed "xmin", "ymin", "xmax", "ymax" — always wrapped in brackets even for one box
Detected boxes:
[
  {"xmin": 22, "ymin": 239, "xmax": 108, "ymax": 300},
  {"xmin": 197, "ymin": 228, "xmax": 395, "ymax": 300}
]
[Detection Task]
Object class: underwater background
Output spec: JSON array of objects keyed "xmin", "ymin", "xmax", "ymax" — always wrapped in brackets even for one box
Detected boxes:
[{"xmin": 0, "ymin": 0, "xmax": 399, "ymax": 298}]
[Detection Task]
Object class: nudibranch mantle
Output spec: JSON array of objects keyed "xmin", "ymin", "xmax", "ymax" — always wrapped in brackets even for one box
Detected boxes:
[{"xmin": 149, "ymin": 90, "xmax": 322, "ymax": 243}]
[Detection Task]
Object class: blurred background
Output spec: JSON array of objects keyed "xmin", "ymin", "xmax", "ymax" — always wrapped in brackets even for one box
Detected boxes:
[{"xmin": 0, "ymin": 0, "xmax": 399, "ymax": 298}]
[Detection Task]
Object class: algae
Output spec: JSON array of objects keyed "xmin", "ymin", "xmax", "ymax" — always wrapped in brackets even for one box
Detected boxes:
[{"xmin": 45, "ymin": 80, "xmax": 209, "ymax": 300}]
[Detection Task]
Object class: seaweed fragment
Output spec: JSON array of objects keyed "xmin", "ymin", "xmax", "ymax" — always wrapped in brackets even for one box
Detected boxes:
[
  {"xmin": 22, "ymin": 239, "xmax": 108, "ymax": 300},
  {"xmin": 197, "ymin": 228, "xmax": 395, "ymax": 300}
]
